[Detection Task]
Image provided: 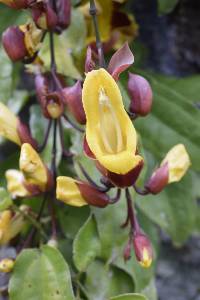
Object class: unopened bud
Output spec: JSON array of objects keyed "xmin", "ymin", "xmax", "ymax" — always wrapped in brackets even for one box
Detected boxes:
[
  {"xmin": 128, "ymin": 73, "xmax": 153, "ymax": 117},
  {"xmin": 0, "ymin": 258, "xmax": 15, "ymax": 273},
  {"xmin": 85, "ymin": 46, "xmax": 95, "ymax": 73},
  {"xmin": 31, "ymin": 2, "xmax": 58, "ymax": 30},
  {"xmin": 2, "ymin": 26, "xmax": 27, "ymax": 62},
  {"xmin": 63, "ymin": 81, "xmax": 86, "ymax": 124},
  {"xmin": 123, "ymin": 241, "xmax": 131, "ymax": 262},
  {"xmin": 17, "ymin": 120, "xmax": 38, "ymax": 149},
  {"xmin": 133, "ymin": 233, "xmax": 153, "ymax": 268},
  {"xmin": 56, "ymin": 0, "xmax": 71, "ymax": 31},
  {"xmin": 145, "ymin": 163, "xmax": 169, "ymax": 194}
]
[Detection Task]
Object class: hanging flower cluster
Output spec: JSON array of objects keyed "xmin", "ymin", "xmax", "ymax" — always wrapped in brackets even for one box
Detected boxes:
[{"xmin": 0, "ymin": 0, "xmax": 191, "ymax": 275}]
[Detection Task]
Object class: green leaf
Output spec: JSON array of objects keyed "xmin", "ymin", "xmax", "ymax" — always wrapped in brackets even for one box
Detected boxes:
[
  {"xmin": 157, "ymin": 0, "xmax": 179, "ymax": 14},
  {"xmin": 136, "ymin": 171, "xmax": 198, "ymax": 246},
  {"xmin": 0, "ymin": 187, "xmax": 12, "ymax": 211},
  {"xmin": 73, "ymin": 215, "xmax": 101, "ymax": 272},
  {"xmin": 85, "ymin": 261, "xmax": 135, "ymax": 299},
  {"xmin": 9, "ymin": 245, "xmax": 75, "ymax": 300},
  {"xmin": 110, "ymin": 294, "xmax": 148, "ymax": 300}
]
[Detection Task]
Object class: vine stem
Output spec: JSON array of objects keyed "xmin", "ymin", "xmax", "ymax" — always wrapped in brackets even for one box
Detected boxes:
[
  {"xmin": 89, "ymin": 0, "xmax": 106, "ymax": 68},
  {"xmin": 125, "ymin": 189, "xmax": 140, "ymax": 234}
]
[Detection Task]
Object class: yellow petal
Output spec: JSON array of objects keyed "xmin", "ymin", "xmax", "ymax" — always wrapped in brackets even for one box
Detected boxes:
[
  {"xmin": 6, "ymin": 169, "xmax": 30, "ymax": 198},
  {"xmin": 161, "ymin": 144, "xmax": 191, "ymax": 183},
  {"xmin": 0, "ymin": 210, "xmax": 12, "ymax": 245},
  {"xmin": 20, "ymin": 21, "xmax": 43, "ymax": 56},
  {"xmin": 139, "ymin": 248, "xmax": 152, "ymax": 268},
  {"xmin": 0, "ymin": 102, "xmax": 21, "ymax": 145},
  {"xmin": 0, "ymin": 258, "xmax": 15, "ymax": 273},
  {"xmin": 82, "ymin": 68, "xmax": 142, "ymax": 174},
  {"xmin": 56, "ymin": 176, "xmax": 87, "ymax": 207},
  {"xmin": 19, "ymin": 143, "xmax": 48, "ymax": 191}
]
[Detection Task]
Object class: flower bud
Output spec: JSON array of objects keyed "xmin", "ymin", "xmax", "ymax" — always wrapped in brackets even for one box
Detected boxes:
[
  {"xmin": 0, "ymin": 209, "xmax": 27, "ymax": 245},
  {"xmin": 161, "ymin": 144, "xmax": 191, "ymax": 183},
  {"xmin": 31, "ymin": 2, "xmax": 58, "ymax": 30},
  {"xmin": 63, "ymin": 81, "xmax": 86, "ymax": 124},
  {"xmin": 128, "ymin": 73, "xmax": 153, "ymax": 117},
  {"xmin": 0, "ymin": 258, "xmax": 15, "ymax": 273},
  {"xmin": 2, "ymin": 26, "xmax": 28, "ymax": 62},
  {"xmin": 56, "ymin": 0, "xmax": 71, "ymax": 31},
  {"xmin": 46, "ymin": 93, "xmax": 64, "ymax": 119},
  {"xmin": 145, "ymin": 163, "xmax": 169, "ymax": 194},
  {"xmin": 17, "ymin": 120, "xmax": 38, "ymax": 149},
  {"xmin": 133, "ymin": 233, "xmax": 153, "ymax": 268},
  {"xmin": 123, "ymin": 241, "xmax": 131, "ymax": 262},
  {"xmin": 56, "ymin": 176, "xmax": 110, "ymax": 208},
  {"xmin": 19, "ymin": 143, "xmax": 53, "ymax": 192},
  {"xmin": 85, "ymin": 46, "xmax": 96, "ymax": 73},
  {"xmin": 0, "ymin": 0, "xmax": 29, "ymax": 9}
]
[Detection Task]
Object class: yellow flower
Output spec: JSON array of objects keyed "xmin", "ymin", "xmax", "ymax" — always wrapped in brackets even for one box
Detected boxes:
[
  {"xmin": 82, "ymin": 68, "xmax": 143, "ymax": 175},
  {"xmin": 56, "ymin": 176, "xmax": 109, "ymax": 207},
  {"xmin": 19, "ymin": 143, "xmax": 49, "ymax": 192},
  {"xmin": 6, "ymin": 170, "xmax": 31, "ymax": 198},
  {"xmin": 19, "ymin": 21, "xmax": 43, "ymax": 57},
  {"xmin": 57, "ymin": 177, "xmax": 88, "ymax": 207},
  {"xmin": 0, "ymin": 209, "xmax": 26, "ymax": 245},
  {"xmin": 161, "ymin": 144, "xmax": 191, "ymax": 183},
  {"xmin": 0, "ymin": 102, "xmax": 21, "ymax": 145}
]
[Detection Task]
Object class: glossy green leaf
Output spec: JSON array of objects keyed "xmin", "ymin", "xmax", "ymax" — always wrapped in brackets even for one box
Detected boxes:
[
  {"xmin": 0, "ymin": 187, "xmax": 12, "ymax": 211},
  {"xmin": 110, "ymin": 294, "xmax": 148, "ymax": 300},
  {"xmin": 9, "ymin": 245, "xmax": 75, "ymax": 300},
  {"xmin": 157, "ymin": 0, "xmax": 179, "ymax": 14},
  {"xmin": 73, "ymin": 215, "xmax": 101, "ymax": 272},
  {"xmin": 85, "ymin": 261, "xmax": 135, "ymax": 299}
]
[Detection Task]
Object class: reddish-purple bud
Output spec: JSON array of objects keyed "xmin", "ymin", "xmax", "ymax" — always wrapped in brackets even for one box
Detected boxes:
[
  {"xmin": 133, "ymin": 233, "xmax": 153, "ymax": 268},
  {"xmin": 145, "ymin": 163, "xmax": 169, "ymax": 194},
  {"xmin": 123, "ymin": 241, "xmax": 131, "ymax": 262},
  {"xmin": 76, "ymin": 182, "xmax": 110, "ymax": 208},
  {"xmin": 31, "ymin": 3, "xmax": 58, "ymax": 30},
  {"xmin": 56, "ymin": 0, "xmax": 71, "ymax": 31},
  {"xmin": 63, "ymin": 81, "xmax": 86, "ymax": 125},
  {"xmin": 2, "ymin": 26, "xmax": 27, "ymax": 61},
  {"xmin": 128, "ymin": 73, "xmax": 153, "ymax": 117},
  {"xmin": 85, "ymin": 46, "xmax": 96, "ymax": 73},
  {"xmin": 108, "ymin": 42, "xmax": 134, "ymax": 81},
  {"xmin": 17, "ymin": 120, "xmax": 38, "ymax": 150}
]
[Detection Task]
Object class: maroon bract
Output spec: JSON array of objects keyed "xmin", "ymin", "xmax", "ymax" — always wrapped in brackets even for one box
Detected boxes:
[
  {"xmin": 17, "ymin": 120, "xmax": 38, "ymax": 150},
  {"xmin": 145, "ymin": 163, "xmax": 169, "ymax": 194},
  {"xmin": 107, "ymin": 42, "xmax": 134, "ymax": 81},
  {"xmin": 128, "ymin": 73, "xmax": 153, "ymax": 117},
  {"xmin": 77, "ymin": 181, "xmax": 110, "ymax": 208},
  {"xmin": 63, "ymin": 81, "xmax": 86, "ymax": 125},
  {"xmin": 2, "ymin": 26, "xmax": 27, "ymax": 62}
]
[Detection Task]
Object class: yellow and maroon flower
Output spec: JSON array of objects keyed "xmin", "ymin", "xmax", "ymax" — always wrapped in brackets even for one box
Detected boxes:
[
  {"xmin": 146, "ymin": 144, "xmax": 191, "ymax": 194},
  {"xmin": 133, "ymin": 233, "xmax": 153, "ymax": 268},
  {"xmin": 56, "ymin": 176, "xmax": 110, "ymax": 207},
  {"xmin": 19, "ymin": 143, "xmax": 53, "ymax": 192},
  {"xmin": 82, "ymin": 68, "xmax": 143, "ymax": 187}
]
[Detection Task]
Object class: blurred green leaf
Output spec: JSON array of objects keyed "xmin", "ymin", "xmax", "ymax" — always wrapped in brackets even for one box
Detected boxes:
[
  {"xmin": 73, "ymin": 215, "xmax": 101, "ymax": 272},
  {"xmin": 157, "ymin": 0, "xmax": 179, "ymax": 14},
  {"xmin": 0, "ymin": 187, "xmax": 12, "ymax": 211},
  {"xmin": 85, "ymin": 261, "xmax": 135, "ymax": 299},
  {"xmin": 9, "ymin": 245, "xmax": 75, "ymax": 300},
  {"xmin": 0, "ymin": 5, "xmax": 27, "ymax": 35}
]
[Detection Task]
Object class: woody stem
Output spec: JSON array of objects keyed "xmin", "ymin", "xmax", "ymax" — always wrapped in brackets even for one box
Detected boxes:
[{"xmin": 89, "ymin": 0, "xmax": 106, "ymax": 68}]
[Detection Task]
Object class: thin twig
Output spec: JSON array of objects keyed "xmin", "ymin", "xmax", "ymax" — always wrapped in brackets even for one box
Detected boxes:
[
  {"xmin": 38, "ymin": 119, "xmax": 52, "ymax": 152},
  {"xmin": 89, "ymin": 0, "xmax": 106, "ymax": 68},
  {"xmin": 58, "ymin": 119, "xmax": 73, "ymax": 157},
  {"xmin": 62, "ymin": 114, "xmax": 84, "ymax": 133},
  {"xmin": 133, "ymin": 185, "xmax": 149, "ymax": 196},
  {"xmin": 109, "ymin": 188, "xmax": 121, "ymax": 204}
]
